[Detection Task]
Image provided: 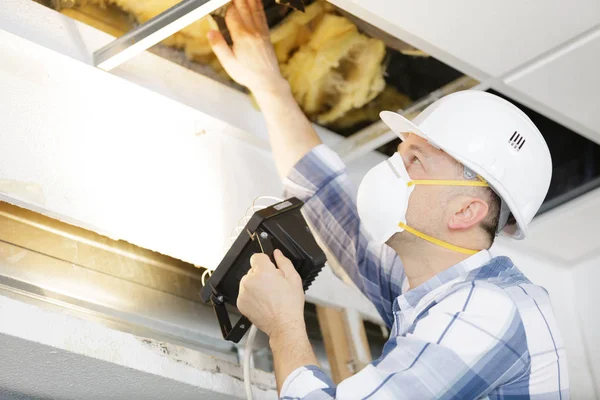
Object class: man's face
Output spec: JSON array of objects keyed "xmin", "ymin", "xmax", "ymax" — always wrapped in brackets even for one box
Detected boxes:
[{"xmin": 390, "ymin": 133, "xmax": 465, "ymax": 245}]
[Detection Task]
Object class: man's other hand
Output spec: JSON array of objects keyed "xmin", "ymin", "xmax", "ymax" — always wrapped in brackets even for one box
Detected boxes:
[
  {"xmin": 237, "ymin": 249, "xmax": 306, "ymax": 338},
  {"xmin": 207, "ymin": 0, "xmax": 289, "ymax": 94}
]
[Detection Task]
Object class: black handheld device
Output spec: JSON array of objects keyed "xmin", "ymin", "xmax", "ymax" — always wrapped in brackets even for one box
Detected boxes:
[{"xmin": 199, "ymin": 197, "xmax": 326, "ymax": 343}]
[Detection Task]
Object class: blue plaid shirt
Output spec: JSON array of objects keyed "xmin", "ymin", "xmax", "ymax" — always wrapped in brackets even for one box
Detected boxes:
[{"xmin": 281, "ymin": 144, "xmax": 569, "ymax": 399}]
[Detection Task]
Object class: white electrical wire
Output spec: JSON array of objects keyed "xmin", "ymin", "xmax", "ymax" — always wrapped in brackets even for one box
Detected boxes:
[
  {"xmin": 201, "ymin": 269, "xmax": 212, "ymax": 287},
  {"xmin": 252, "ymin": 195, "xmax": 284, "ymax": 208},
  {"xmin": 244, "ymin": 325, "xmax": 259, "ymax": 400}
]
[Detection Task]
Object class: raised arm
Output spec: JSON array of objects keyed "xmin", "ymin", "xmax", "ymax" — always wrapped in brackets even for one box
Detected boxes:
[
  {"xmin": 207, "ymin": 0, "xmax": 321, "ymax": 178},
  {"xmin": 208, "ymin": 0, "xmax": 405, "ymax": 325}
]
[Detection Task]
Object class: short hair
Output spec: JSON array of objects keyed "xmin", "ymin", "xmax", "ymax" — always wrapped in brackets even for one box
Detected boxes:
[
  {"xmin": 452, "ymin": 159, "xmax": 501, "ymax": 246},
  {"xmin": 480, "ymin": 188, "xmax": 501, "ymax": 246}
]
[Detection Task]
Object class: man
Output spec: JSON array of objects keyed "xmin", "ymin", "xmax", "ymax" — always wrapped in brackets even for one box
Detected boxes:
[{"xmin": 207, "ymin": 0, "xmax": 569, "ymax": 398}]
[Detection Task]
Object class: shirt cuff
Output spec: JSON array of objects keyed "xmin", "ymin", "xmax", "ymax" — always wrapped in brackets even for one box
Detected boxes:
[
  {"xmin": 280, "ymin": 365, "xmax": 336, "ymax": 399},
  {"xmin": 283, "ymin": 144, "xmax": 346, "ymax": 202}
]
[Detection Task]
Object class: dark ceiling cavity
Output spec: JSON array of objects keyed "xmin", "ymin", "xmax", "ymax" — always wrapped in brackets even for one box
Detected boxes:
[{"xmin": 488, "ymin": 90, "xmax": 600, "ymax": 213}]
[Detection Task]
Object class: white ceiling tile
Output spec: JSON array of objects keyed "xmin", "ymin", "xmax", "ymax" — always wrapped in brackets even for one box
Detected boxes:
[
  {"xmin": 505, "ymin": 28, "xmax": 600, "ymax": 141},
  {"xmin": 346, "ymin": 0, "xmax": 600, "ymax": 77}
]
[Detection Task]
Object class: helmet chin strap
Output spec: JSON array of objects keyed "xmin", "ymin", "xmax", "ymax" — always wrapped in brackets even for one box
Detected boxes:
[{"xmin": 398, "ymin": 222, "xmax": 479, "ymax": 255}]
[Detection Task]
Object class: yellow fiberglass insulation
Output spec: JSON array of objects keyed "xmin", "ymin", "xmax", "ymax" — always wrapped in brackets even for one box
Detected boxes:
[
  {"xmin": 56, "ymin": 0, "xmax": 389, "ymax": 127},
  {"xmin": 279, "ymin": 10, "xmax": 387, "ymax": 125},
  {"xmin": 269, "ymin": 1, "xmax": 326, "ymax": 63}
]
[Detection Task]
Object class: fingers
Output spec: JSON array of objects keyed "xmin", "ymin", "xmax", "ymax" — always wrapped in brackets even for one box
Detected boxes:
[
  {"xmin": 240, "ymin": 273, "xmax": 249, "ymax": 287},
  {"xmin": 232, "ymin": 0, "xmax": 257, "ymax": 34},
  {"xmin": 225, "ymin": 5, "xmax": 249, "ymax": 43},
  {"xmin": 247, "ymin": 0, "xmax": 269, "ymax": 36},
  {"xmin": 274, "ymin": 249, "xmax": 299, "ymax": 281},
  {"xmin": 236, "ymin": 283, "xmax": 248, "ymax": 312},
  {"xmin": 230, "ymin": 0, "xmax": 268, "ymax": 37},
  {"xmin": 207, "ymin": 29, "xmax": 238, "ymax": 72},
  {"xmin": 250, "ymin": 253, "xmax": 275, "ymax": 272}
]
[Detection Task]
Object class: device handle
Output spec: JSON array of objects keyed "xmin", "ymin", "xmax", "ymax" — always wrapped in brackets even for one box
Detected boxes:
[
  {"xmin": 211, "ymin": 293, "xmax": 253, "ymax": 343},
  {"xmin": 226, "ymin": 316, "xmax": 252, "ymax": 343}
]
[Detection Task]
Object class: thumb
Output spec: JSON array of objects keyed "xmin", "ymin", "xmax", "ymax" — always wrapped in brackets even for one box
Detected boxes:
[
  {"xmin": 207, "ymin": 30, "xmax": 240, "ymax": 78},
  {"xmin": 274, "ymin": 249, "xmax": 298, "ymax": 280}
]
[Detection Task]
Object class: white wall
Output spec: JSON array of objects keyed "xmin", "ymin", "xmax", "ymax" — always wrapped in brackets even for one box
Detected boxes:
[{"xmin": 572, "ymin": 258, "xmax": 600, "ymax": 395}]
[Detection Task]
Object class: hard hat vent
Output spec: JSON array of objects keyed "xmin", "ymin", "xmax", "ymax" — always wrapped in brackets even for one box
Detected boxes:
[{"xmin": 509, "ymin": 131, "xmax": 526, "ymax": 151}]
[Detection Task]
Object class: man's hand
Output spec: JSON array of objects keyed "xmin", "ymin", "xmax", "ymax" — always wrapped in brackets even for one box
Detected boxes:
[
  {"xmin": 238, "ymin": 249, "xmax": 317, "ymax": 393},
  {"xmin": 238, "ymin": 249, "xmax": 306, "ymax": 338},
  {"xmin": 207, "ymin": 0, "xmax": 289, "ymax": 95}
]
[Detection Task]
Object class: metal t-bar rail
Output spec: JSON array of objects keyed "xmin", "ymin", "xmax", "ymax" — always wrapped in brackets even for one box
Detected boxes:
[{"xmin": 93, "ymin": 0, "xmax": 230, "ymax": 71}]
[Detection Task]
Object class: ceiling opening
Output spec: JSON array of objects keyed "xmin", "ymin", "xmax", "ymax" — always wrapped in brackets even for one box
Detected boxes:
[
  {"xmin": 35, "ymin": 0, "xmax": 474, "ymax": 136},
  {"xmin": 28, "ymin": 0, "xmax": 596, "ymax": 221}
]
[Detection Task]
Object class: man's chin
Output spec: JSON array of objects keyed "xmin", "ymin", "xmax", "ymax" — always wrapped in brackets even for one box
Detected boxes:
[
  {"xmin": 385, "ymin": 232, "xmax": 402, "ymax": 247},
  {"xmin": 386, "ymin": 231, "xmax": 413, "ymax": 250},
  {"xmin": 385, "ymin": 235, "xmax": 395, "ymax": 247}
]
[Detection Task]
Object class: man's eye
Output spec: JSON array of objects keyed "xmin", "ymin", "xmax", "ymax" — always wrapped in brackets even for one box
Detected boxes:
[{"xmin": 412, "ymin": 156, "xmax": 422, "ymax": 166}]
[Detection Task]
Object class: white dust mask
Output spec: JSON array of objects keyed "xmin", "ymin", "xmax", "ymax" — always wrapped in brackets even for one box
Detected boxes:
[
  {"xmin": 357, "ymin": 153, "xmax": 414, "ymax": 244},
  {"xmin": 357, "ymin": 153, "xmax": 489, "ymax": 254}
]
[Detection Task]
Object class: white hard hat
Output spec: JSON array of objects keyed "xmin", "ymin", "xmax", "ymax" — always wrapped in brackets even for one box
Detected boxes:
[{"xmin": 380, "ymin": 90, "xmax": 552, "ymax": 240}]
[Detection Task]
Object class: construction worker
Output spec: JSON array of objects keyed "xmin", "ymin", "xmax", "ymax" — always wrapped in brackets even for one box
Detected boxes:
[{"xmin": 207, "ymin": 0, "xmax": 569, "ymax": 398}]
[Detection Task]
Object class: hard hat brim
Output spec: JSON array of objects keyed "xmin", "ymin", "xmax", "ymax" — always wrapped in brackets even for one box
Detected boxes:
[
  {"xmin": 379, "ymin": 110, "xmax": 527, "ymax": 240},
  {"xmin": 380, "ymin": 110, "xmax": 419, "ymax": 143}
]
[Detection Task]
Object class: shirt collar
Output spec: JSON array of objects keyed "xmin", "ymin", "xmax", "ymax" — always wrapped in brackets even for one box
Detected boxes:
[
  {"xmin": 395, "ymin": 250, "xmax": 493, "ymax": 312},
  {"xmin": 460, "ymin": 249, "xmax": 493, "ymax": 273}
]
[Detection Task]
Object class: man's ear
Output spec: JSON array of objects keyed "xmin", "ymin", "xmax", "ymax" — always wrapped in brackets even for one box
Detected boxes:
[{"xmin": 448, "ymin": 197, "xmax": 489, "ymax": 231}]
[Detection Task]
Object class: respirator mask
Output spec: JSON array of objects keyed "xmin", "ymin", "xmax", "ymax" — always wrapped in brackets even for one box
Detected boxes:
[{"xmin": 356, "ymin": 153, "xmax": 489, "ymax": 255}]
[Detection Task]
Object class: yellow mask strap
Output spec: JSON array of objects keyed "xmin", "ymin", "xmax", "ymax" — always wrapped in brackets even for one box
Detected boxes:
[{"xmin": 398, "ymin": 222, "xmax": 479, "ymax": 255}]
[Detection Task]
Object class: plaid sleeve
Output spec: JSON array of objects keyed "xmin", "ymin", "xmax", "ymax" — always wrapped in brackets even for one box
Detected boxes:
[
  {"xmin": 283, "ymin": 144, "xmax": 405, "ymax": 327},
  {"xmin": 280, "ymin": 283, "xmax": 530, "ymax": 399}
]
